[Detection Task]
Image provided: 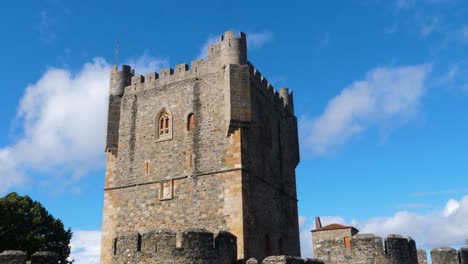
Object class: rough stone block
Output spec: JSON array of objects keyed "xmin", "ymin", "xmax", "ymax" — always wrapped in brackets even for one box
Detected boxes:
[
  {"xmin": 417, "ymin": 249, "xmax": 427, "ymax": 264},
  {"xmin": 460, "ymin": 247, "xmax": 468, "ymax": 264},
  {"xmin": 431, "ymin": 247, "xmax": 459, "ymax": 264},
  {"xmin": 262, "ymin": 256, "xmax": 304, "ymax": 264},
  {"xmin": 0, "ymin": 250, "xmax": 27, "ymax": 264},
  {"xmin": 30, "ymin": 251, "xmax": 59, "ymax": 264}
]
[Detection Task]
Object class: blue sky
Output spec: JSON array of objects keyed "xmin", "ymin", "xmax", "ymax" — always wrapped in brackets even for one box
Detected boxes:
[{"xmin": 0, "ymin": 0, "xmax": 467, "ymax": 262}]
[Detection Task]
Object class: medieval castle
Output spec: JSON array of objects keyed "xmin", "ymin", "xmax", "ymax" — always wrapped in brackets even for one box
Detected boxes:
[
  {"xmin": 0, "ymin": 31, "xmax": 465, "ymax": 264},
  {"xmin": 101, "ymin": 30, "xmax": 300, "ymax": 263},
  {"xmin": 96, "ymin": 30, "xmax": 468, "ymax": 264}
]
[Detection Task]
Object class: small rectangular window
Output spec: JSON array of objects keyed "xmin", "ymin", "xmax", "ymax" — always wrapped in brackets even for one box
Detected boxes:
[{"xmin": 344, "ymin": 237, "xmax": 351, "ymax": 250}]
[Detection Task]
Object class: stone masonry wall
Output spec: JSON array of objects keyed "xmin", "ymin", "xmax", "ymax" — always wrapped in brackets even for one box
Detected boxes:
[
  {"xmin": 0, "ymin": 250, "xmax": 58, "ymax": 264},
  {"xmin": 315, "ymin": 234, "xmax": 415, "ymax": 264},
  {"xmin": 101, "ymin": 30, "xmax": 301, "ymax": 263},
  {"xmin": 111, "ymin": 229, "xmax": 325, "ymax": 264},
  {"xmin": 241, "ymin": 62, "xmax": 300, "ymax": 260},
  {"xmin": 314, "ymin": 233, "xmax": 468, "ymax": 264},
  {"xmin": 101, "ymin": 39, "xmax": 246, "ymax": 262},
  {"xmin": 431, "ymin": 247, "xmax": 468, "ymax": 264},
  {"xmin": 111, "ymin": 229, "xmax": 237, "ymax": 264},
  {"xmin": 312, "ymin": 228, "xmax": 356, "ymax": 261}
]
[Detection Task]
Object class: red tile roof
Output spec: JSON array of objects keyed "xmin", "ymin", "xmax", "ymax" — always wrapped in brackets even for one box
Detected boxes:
[
  {"xmin": 312, "ymin": 223, "xmax": 359, "ymax": 232},
  {"xmin": 320, "ymin": 223, "xmax": 351, "ymax": 230}
]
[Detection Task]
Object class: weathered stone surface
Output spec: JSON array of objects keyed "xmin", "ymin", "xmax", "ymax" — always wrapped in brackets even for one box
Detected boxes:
[
  {"xmin": 0, "ymin": 250, "xmax": 26, "ymax": 264},
  {"xmin": 101, "ymin": 30, "xmax": 300, "ymax": 263},
  {"xmin": 246, "ymin": 257, "xmax": 259, "ymax": 264},
  {"xmin": 262, "ymin": 255, "xmax": 304, "ymax": 264},
  {"xmin": 30, "ymin": 251, "xmax": 59, "ymax": 264},
  {"xmin": 111, "ymin": 229, "xmax": 237, "ymax": 264},
  {"xmin": 416, "ymin": 249, "xmax": 427, "ymax": 264},
  {"xmin": 431, "ymin": 247, "xmax": 459, "ymax": 264},
  {"xmin": 311, "ymin": 232, "xmax": 430, "ymax": 264},
  {"xmin": 460, "ymin": 247, "xmax": 468, "ymax": 264},
  {"xmin": 303, "ymin": 258, "xmax": 324, "ymax": 264}
]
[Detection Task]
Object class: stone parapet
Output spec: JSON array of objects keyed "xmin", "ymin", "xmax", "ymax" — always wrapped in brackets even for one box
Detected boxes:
[
  {"xmin": 111, "ymin": 229, "xmax": 237, "ymax": 264},
  {"xmin": 0, "ymin": 250, "xmax": 58, "ymax": 264}
]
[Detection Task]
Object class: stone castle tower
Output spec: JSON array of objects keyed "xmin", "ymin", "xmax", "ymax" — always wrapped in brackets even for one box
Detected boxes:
[{"xmin": 101, "ymin": 31, "xmax": 301, "ymax": 263}]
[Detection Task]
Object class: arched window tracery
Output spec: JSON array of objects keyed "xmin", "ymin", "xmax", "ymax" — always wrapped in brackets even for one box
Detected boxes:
[{"xmin": 155, "ymin": 108, "xmax": 172, "ymax": 141}]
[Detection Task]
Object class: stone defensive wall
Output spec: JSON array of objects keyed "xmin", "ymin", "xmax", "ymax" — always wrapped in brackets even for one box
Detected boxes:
[
  {"xmin": 111, "ymin": 228, "xmax": 325, "ymax": 264},
  {"xmin": 111, "ymin": 228, "xmax": 238, "ymax": 263},
  {"xmin": 246, "ymin": 256, "xmax": 324, "ymax": 264},
  {"xmin": 315, "ymin": 233, "xmax": 468, "ymax": 264},
  {"xmin": 431, "ymin": 247, "xmax": 468, "ymax": 264},
  {"xmin": 0, "ymin": 250, "xmax": 58, "ymax": 264},
  {"xmin": 247, "ymin": 63, "xmax": 294, "ymax": 116}
]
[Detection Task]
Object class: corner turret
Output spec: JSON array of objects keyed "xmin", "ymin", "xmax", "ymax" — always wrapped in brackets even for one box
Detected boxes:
[
  {"xmin": 280, "ymin": 88, "xmax": 294, "ymax": 115},
  {"xmin": 106, "ymin": 65, "xmax": 133, "ymax": 154},
  {"xmin": 110, "ymin": 65, "xmax": 132, "ymax": 96},
  {"xmin": 208, "ymin": 31, "xmax": 247, "ymax": 66}
]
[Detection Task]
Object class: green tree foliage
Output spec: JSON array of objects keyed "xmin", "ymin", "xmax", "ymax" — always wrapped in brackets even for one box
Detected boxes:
[{"xmin": 0, "ymin": 192, "xmax": 72, "ymax": 263}]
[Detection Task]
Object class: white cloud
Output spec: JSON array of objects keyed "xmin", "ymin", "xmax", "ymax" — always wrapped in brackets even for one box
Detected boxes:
[
  {"xmin": 438, "ymin": 64, "xmax": 459, "ymax": 84},
  {"xmin": 443, "ymin": 199, "xmax": 460, "ymax": 217},
  {"xmin": 412, "ymin": 188, "xmax": 468, "ymax": 197},
  {"xmin": 457, "ymin": 25, "xmax": 468, "ymax": 42},
  {"xmin": 247, "ymin": 31, "xmax": 273, "ymax": 48},
  {"xmin": 125, "ymin": 52, "xmax": 169, "ymax": 75},
  {"xmin": 70, "ymin": 230, "xmax": 101, "ymax": 264},
  {"xmin": 37, "ymin": 10, "xmax": 57, "ymax": 43},
  {"xmin": 299, "ymin": 216, "xmax": 307, "ymax": 228},
  {"xmin": 319, "ymin": 33, "xmax": 331, "ymax": 46},
  {"xmin": 462, "ymin": 83, "xmax": 468, "ymax": 92},
  {"xmin": 197, "ymin": 35, "xmax": 220, "ymax": 59},
  {"xmin": 0, "ymin": 55, "xmax": 167, "ymax": 195},
  {"xmin": 357, "ymin": 195, "xmax": 468, "ymax": 249},
  {"xmin": 300, "ymin": 64, "xmax": 431, "ymax": 155},
  {"xmin": 420, "ymin": 17, "xmax": 439, "ymax": 37},
  {"xmin": 396, "ymin": 0, "xmax": 416, "ymax": 10}
]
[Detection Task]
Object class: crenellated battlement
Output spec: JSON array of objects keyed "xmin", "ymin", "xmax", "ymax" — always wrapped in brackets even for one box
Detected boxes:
[
  {"xmin": 314, "ymin": 232, "xmax": 468, "ymax": 264},
  {"xmin": 0, "ymin": 250, "xmax": 59, "ymax": 264},
  {"xmin": 108, "ymin": 31, "xmax": 294, "ymax": 120},
  {"xmin": 431, "ymin": 247, "xmax": 468, "ymax": 264},
  {"xmin": 248, "ymin": 63, "xmax": 294, "ymax": 116},
  {"xmin": 111, "ymin": 229, "xmax": 237, "ymax": 264},
  {"xmin": 113, "ymin": 30, "xmax": 248, "ymax": 96}
]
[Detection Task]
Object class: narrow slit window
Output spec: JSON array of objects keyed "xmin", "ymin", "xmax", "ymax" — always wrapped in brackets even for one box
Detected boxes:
[
  {"xmin": 187, "ymin": 113, "xmax": 196, "ymax": 131},
  {"xmin": 137, "ymin": 234, "xmax": 142, "ymax": 252},
  {"xmin": 113, "ymin": 238, "xmax": 117, "ymax": 255}
]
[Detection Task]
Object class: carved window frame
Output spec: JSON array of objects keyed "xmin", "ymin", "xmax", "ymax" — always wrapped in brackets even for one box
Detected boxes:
[{"xmin": 155, "ymin": 107, "xmax": 173, "ymax": 142}]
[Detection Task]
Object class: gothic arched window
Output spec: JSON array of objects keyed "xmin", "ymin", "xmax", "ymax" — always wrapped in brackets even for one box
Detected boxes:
[{"xmin": 155, "ymin": 108, "xmax": 172, "ymax": 141}]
